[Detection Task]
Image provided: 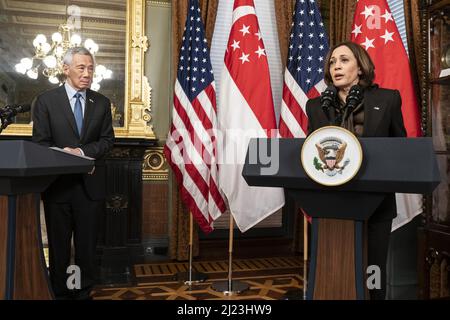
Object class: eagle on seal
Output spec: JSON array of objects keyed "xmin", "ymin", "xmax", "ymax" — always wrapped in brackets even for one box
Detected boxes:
[{"xmin": 315, "ymin": 142, "xmax": 347, "ymax": 170}]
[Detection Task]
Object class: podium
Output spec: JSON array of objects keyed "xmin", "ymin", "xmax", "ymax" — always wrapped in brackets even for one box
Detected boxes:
[
  {"xmin": 0, "ymin": 141, "xmax": 94, "ymax": 300},
  {"xmin": 243, "ymin": 137, "xmax": 441, "ymax": 300}
]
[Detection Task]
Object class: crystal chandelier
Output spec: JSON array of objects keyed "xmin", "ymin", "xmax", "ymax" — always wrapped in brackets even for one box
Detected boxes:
[{"xmin": 14, "ymin": 8, "xmax": 112, "ymax": 91}]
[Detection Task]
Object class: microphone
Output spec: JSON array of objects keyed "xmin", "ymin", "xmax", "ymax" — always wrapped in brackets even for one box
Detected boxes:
[
  {"xmin": 0, "ymin": 104, "xmax": 31, "ymax": 115},
  {"xmin": 343, "ymin": 85, "xmax": 363, "ymax": 122},
  {"xmin": 320, "ymin": 86, "xmax": 337, "ymax": 124},
  {"xmin": 0, "ymin": 104, "xmax": 31, "ymax": 132}
]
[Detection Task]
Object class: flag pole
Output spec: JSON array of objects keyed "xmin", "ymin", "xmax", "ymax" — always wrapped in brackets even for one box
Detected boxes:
[
  {"xmin": 175, "ymin": 213, "xmax": 207, "ymax": 285},
  {"xmin": 303, "ymin": 214, "xmax": 308, "ymax": 299},
  {"xmin": 211, "ymin": 212, "xmax": 248, "ymax": 295},
  {"xmin": 227, "ymin": 212, "xmax": 236, "ymax": 291}
]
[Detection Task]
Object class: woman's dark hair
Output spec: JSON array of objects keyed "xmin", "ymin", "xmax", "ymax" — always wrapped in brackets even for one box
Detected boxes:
[{"xmin": 324, "ymin": 41, "xmax": 375, "ymax": 88}]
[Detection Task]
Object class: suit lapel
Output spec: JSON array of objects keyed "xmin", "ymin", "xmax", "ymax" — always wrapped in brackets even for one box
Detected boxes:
[
  {"xmin": 362, "ymin": 88, "xmax": 386, "ymax": 137},
  {"xmin": 81, "ymin": 89, "xmax": 95, "ymax": 140},
  {"xmin": 57, "ymin": 85, "xmax": 79, "ymax": 137}
]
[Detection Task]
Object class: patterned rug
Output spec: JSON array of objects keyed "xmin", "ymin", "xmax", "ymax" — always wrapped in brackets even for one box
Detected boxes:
[{"xmin": 92, "ymin": 257, "xmax": 305, "ymax": 300}]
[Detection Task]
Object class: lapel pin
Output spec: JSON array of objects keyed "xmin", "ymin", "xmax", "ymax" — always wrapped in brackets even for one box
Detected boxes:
[
  {"xmin": 89, "ymin": 98, "xmax": 94, "ymax": 103},
  {"xmin": 374, "ymin": 106, "xmax": 380, "ymax": 110}
]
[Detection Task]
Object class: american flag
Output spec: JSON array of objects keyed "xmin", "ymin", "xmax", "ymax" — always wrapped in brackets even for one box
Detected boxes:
[
  {"xmin": 164, "ymin": 0, "xmax": 227, "ymax": 234},
  {"xmin": 279, "ymin": 0, "xmax": 329, "ymax": 138}
]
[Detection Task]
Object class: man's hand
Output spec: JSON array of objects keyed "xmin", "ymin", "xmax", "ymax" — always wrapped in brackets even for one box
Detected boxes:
[{"xmin": 63, "ymin": 147, "xmax": 83, "ymax": 156}]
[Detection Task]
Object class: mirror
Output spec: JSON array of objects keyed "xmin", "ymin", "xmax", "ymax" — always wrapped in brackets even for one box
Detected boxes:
[{"xmin": 0, "ymin": 0, "xmax": 154, "ymax": 139}]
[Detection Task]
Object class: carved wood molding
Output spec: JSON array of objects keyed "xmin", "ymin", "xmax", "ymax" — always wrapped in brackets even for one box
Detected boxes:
[
  {"xmin": 114, "ymin": 0, "xmax": 155, "ymax": 139},
  {"xmin": 143, "ymin": 147, "xmax": 168, "ymax": 181}
]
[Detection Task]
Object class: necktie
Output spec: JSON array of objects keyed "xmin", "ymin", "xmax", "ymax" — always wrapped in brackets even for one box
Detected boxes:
[{"xmin": 74, "ymin": 92, "xmax": 83, "ymax": 135}]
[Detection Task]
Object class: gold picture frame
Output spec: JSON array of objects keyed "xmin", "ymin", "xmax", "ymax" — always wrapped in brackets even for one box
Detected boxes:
[{"xmin": 1, "ymin": 0, "xmax": 155, "ymax": 140}]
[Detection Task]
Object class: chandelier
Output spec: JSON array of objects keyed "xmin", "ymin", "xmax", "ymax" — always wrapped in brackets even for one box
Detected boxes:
[{"xmin": 14, "ymin": 8, "xmax": 112, "ymax": 91}]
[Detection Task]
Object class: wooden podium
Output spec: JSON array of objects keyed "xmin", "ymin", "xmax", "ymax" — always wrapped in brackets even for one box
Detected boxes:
[
  {"xmin": 0, "ymin": 140, "xmax": 94, "ymax": 300},
  {"xmin": 243, "ymin": 137, "xmax": 441, "ymax": 299}
]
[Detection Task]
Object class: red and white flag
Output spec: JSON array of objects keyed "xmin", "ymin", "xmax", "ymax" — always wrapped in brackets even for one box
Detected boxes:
[
  {"xmin": 351, "ymin": 0, "xmax": 422, "ymax": 230},
  {"xmin": 164, "ymin": 0, "xmax": 227, "ymax": 234},
  {"xmin": 218, "ymin": 0, "xmax": 285, "ymax": 232}
]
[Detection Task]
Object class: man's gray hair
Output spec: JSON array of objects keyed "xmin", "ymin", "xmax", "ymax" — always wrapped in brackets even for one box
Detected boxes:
[{"xmin": 63, "ymin": 47, "xmax": 95, "ymax": 65}]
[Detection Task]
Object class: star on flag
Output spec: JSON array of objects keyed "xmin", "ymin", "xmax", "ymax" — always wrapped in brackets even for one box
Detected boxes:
[{"xmin": 380, "ymin": 29, "xmax": 395, "ymax": 44}]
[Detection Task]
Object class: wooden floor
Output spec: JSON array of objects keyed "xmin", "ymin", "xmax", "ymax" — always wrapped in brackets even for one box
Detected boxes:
[{"xmin": 92, "ymin": 256, "xmax": 305, "ymax": 300}]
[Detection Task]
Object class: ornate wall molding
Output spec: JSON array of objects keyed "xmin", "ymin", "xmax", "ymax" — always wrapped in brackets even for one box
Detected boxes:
[
  {"xmin": 114, "ymin": 0, "xmax": 155, "ymax": 139},
  {"xmin": 143, "ymin": 147, "xmax": 168, "ymax": 181},
  {"xmin": 147, "ymin": 1, "xmax": 171, "ymax": 8}
]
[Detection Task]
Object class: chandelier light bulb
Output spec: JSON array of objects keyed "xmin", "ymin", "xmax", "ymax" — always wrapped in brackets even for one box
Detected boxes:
[
  {"xmin": 43, "ymin": 56, "xmax": 57, "ymax": 68},
  {"xmin": 49, "ymin": 76, "xmax": 59, "ymax": 84},
  {"xmin": 95, "ymin": 64, "xmax": 107, "ymax": 75},
  {"xmin": 41, "ymin": 42, "xmax": 51, "ymax": 54},
  {"xmin": 20, "ymin": 58, "xmax": 33, "ymax": 70},
  {"xmin": 84, "ymin": 38, "xmax": 95, "ymax": 49},
  {"xmin": 91, "ymin": 43, "xmax": 99, "ymax": 54},
  {"xmin": 91, "ymin": 82, "xmax": 100, "ymax": 91},
  {"xmin": 70, "ymin": 34, "xmax": 82, "ymax": 46},
  {"xmin": 15, "ymin": 63, "xmax": 27, "ymax": 74},
  {"xmin": 33, "ymin": 34, "xmax": 47, "ymax": 47},
  {"xmin": 51, "ymin": 32, "xmax": 63, "ymax": 43},
  {"xmin": 104, "ymin": 69, "xmax": 113, "ymax": 79},
  {"xmin": 26, "ymin": 68, "xmax": 38, "ymax": 79}
]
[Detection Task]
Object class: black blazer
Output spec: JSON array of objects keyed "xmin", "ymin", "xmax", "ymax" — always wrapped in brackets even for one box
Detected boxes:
[
  {"xmin": 32, "ymin": 85, "xmax": 115, "ymax": 201},
  {"xmin": 306, "ymin": 85, "xmax": 406, "ymax": 138},
  {"xmin": 306, "ymin": 85, "xmax": 407, "ymax": 221}
]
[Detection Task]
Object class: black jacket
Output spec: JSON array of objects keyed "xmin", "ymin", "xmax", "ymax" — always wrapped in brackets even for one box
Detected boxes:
[
  {"xmin": 306, "ymin": 85, "xmax": 406, "ymax": 138},
  {"xmin": 306, "ymin": 85, "xmax": 407, "ymax": 221},
  {"xmin": 32, "ymin": 85, "xmax": 115, "ymax": 201}
]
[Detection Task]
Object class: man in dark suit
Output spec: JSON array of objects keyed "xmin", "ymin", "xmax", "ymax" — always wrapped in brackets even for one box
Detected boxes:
[{"xmin": 32, "ymin": 47, "xmax": 115, "ymax": 300}]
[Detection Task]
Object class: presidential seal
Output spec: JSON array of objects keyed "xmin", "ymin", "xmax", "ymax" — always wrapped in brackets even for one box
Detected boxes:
[
  {"xmin": 314, "ymin": 137, "xmax": 350, "ymax": 177},
  {"xmin": 301, "ymin": 126, "xmax": 363, "ymax": 186}
]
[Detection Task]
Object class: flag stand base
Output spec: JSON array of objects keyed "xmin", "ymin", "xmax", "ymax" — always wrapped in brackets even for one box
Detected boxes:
[
  {"xmin": 282, "ymin": 214, "xmax": 309, "ymax": 300},
  {"xmin": 174, "ymin": 271, "xmax": 208, "ymax": 285},
  {"xmin": 211, "ymin": 280, "xmax": 249, "ymax": 296},
  {"xmin": 174, "ymin": 214, "xmax": 208, "ymax": 285},
  {"xmin": 210, "ymin": 214, "xmax": 248, "ymax": 296}
]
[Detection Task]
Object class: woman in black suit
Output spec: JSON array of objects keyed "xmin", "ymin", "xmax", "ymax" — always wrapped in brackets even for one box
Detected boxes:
[{"xmin": 306, "ymin": 41, "xmax": 407, "ymax": 300}]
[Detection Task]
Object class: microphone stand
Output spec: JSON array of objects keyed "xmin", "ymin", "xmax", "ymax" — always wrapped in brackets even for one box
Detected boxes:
[
  {"xmin": 341, "ymin": 85, "xmax": 363, "ymax": 127},
  {"xmin": 329, "ymin": 106, "xmax": 336, "ymax": 126},
  {"xmin": 341, "ymin": 105, "xmax": 354, "ymax": 126}
]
